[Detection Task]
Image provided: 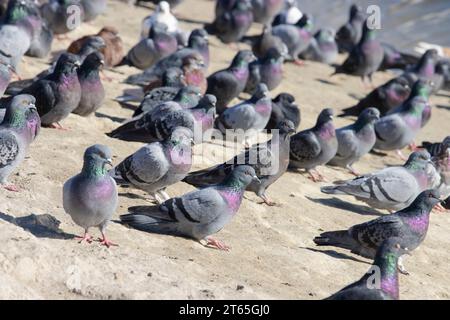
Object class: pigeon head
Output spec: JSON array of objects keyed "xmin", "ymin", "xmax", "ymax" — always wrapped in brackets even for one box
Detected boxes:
[
  {"xmin": 265, "ymin": 47, "xmax": 285, "ymax": 61},
  {"xmin": 149, "ymin": 22, "xmax": 169, "ymax": 37},
  {"xmin": 274, "ymin": 93, "xmax": 295, "ymax": 106},
  {"xmin": 175, "ymin": 86, "xmax": 202, "ymax": 107},
  {"xmin": 198, "ymin": 94, "xmax": 217, "ymax": 111},
  {"xmin": 82, "ymin": 144, "xmax": 113, "ymax": 177},
  {"xmin": 54, "ymin": 53, "xmax": 81, "ymax": 74},
  {"xmin": 190, "ymin": 28, "xmax": 208, "ymax": 41},
  {"xmin": 3, "ymin": 95, "xmax": 40, "ymax": 139},
  {"xmin": 411, "ymin": 189, "xmax": 441, "ymax": 210},
  {"xmin": 295, "ymin": 13, "xmax": 313, "ymax": 31},
  {"xmin": 227, "ymin": 165, "xmax": 260, "ymax": 187},
  {"xmin": 349, "ymin": 4, "xmax": 364, "ymax": 21},
  {"xmin": 82, "ymin": 36, "xmax": 107, "ymax": 54},
  {"xmin": 315, "ymin": 108, "xmax": 334, "ymax": 127},
  {"xmin": 375, "ymin": 237, "xmax": 410, "ymax": 261},
  {"xmin": 158, "ymin": 1, "xmax": 171, "ymax": 13},
  {"xmin": 316, "ymin": 28, "xmax": 336, "ymax": 43},
  {"xmin": 169, "ymin": 126, "xmax": 194, "ymax": 147},
  {"xmin": 81, "ymin": 52, "xmax": 105, "ymax": 71},
  {"xmin": 235, "ymin": 0, "xmax": 252, "ymax": 11},
  {"xmin": 252, "ymin": 83, "xmax": 269, "ymax": 100},
  {"xmin": 358, "ymin": 107, "xmax": 380, "ymax": 124},
  {"xmin": 276, "ymin": 119, "xmax": 296, "ymax": 135},
  {"xmin": 163, "ymin": 67, "xmax": 186, "ymax": 86},
  {"xmin": 404, "ymin": 150, "xmax": 432, "ymax": 171},
  {"xmin": 232, "ymin": 50, "xmax": 256, "ymax": 68}
]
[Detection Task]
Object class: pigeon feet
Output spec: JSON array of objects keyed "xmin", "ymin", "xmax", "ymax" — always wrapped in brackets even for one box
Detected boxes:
[
  {"xmin": 433, "ymin": 203, "xmax": 447, "ymax": 213},
  {"xmin": 4, "ymin": 184, "xmax": 19, "ymax": 192},
  {"xmin": 396, "ymin": 150, "xmax": 408, "ymax": 161},
  {"xmin": 204, "ymin": 237, "xmax": 230, "ymax": 251},
  {"xmin": 346, "ymin": 165, "xmax": 360, "ymax": 177},
  {"xmin": 99, "ymin": 233, "xmax": 118, "ymax": 248},
  {"xmin": 260, "ymin": 194, "xmax": 276, "ymax": 206},
  {"xmin": 48, "ymin": 122, "xmax": 69, "ymax": 130},
  {"xmin": 307, "ymin": 169, "xmax": 326, "ymax": 182},
  {"xmin": 398, "ymin": 256, "xmax": 410, "ymax": 275},
  {"xmin": 408, "ymin": 142, "xmax": 418, "ymax": 151},
  {"xmin": 294, "ymin": 59, "xmax": 305, "ymax": 66},
  {"xmin": 76, "ymin": 233, "xmax": 93, "ymax": 244}
]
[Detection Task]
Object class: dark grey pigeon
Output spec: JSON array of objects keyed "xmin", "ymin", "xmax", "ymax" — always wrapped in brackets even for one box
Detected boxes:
[
  {"xmin": 111, "ymin": 127, "xmax": 193, "ymax": 203},
  {"xmin": 206, "ymin": 50, "xmax": 255, "ymax": 114},
  {"xmin": 314, "ymin": 189, "xmax": 441, "ymax": 273},
  {"xmin": 63, "ymin": 144, "xmax": 118, "ymax": 247},
  {"xmin": 300, "ymin": 28, "xmax": 338, "ymax": 65},
  {"xmin": 184, "ymin": 120, "xmax": 295, "ymax": 205},
  {"xmin": 120, "ymin": 165, "xmax": 260, "ymax": 251},
  {"xmin": 328, "ymin": 108, "xmax": 380, "ymax": 175},
  {"xmin": 321, "ymin": 150, "xmax": 437, "ymax": 212},
  {"xmin": 265, "ymin": 93, "xmax": 301, "ymax": 131},
  {"xmin": 335, "ymin": 4, "xmax": 365, "ymax": 53},
  {"xmin": 289, "ymin": 108, "xmax": 337, "ymax": 182},
  {"xmin": 72, "ymin": 52, "xmax": 105, "ymax": 117},
  {"xmin": 325, "ymin": 238, "xmax": 407, "ymax": 300},
  {"xmin": 0, "ymin": 94, "xmax": 40, "ymax": 192}
]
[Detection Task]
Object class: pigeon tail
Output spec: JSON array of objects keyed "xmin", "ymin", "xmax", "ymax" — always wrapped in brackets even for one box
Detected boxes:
[{"xmin": 313, "ymin": 230, "xmax": 355, "ymax": 250}]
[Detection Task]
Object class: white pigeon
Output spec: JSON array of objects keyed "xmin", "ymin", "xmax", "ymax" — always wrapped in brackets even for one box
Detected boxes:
[{"xmin": 141, "ymin": 1, "xmax": 179, "ymax": 39}]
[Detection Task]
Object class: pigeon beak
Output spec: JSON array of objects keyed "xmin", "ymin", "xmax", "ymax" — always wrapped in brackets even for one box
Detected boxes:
[
  {"xmin": 105, "ymin": 158, "xmax": 113, "ymax": 167},
  {"xmin": 100, "ymin": 60, "xmax": 105, "ymax": 66},
  {"xmin": 252, "ymin": 175, "xmax": 261, "ymax": 183},
  {"xmin": 74, "ymin": 61, "xmax": 81, "ymax": 68}
]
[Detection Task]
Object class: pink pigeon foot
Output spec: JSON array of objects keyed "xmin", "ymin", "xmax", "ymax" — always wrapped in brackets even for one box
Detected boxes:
[
  {"xmin": 75, "ymin": 233, "xmax": 93, "ymax": 244},
  {"xmin": 98, "ymin": 233, "xmax": 118, "ymax": 248},
  {"xmin": 4, "ymin": 184, "xmax": 19, "ymax": 192},
  {"xmin": 205, "ymin": 237, "xmax": 230, "ymax": 251}
]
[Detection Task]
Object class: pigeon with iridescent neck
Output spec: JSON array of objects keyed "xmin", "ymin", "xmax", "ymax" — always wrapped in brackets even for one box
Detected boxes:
[
  {"xmin": 206, "ymin": 50, "xmax": 255, "ymax": 114},
  {"xmin": 189, "ymin": 94, "xmax": 217, "ymax": 135},
  {"xmin": 401, "ymin": 49, "xmax": 439, "ymax": 87},
  {"xmin": 314, "ymin": 189, "xmax": 441, "ymax": 273},
  {"xmin": 111, "ymin": 127, "xmax": 193, "ymax": 204},
  {"xmin": 321, "ymin": 150, "xmax": 437, "ymax": 212},
  {"xmin": 63, "ymin": 144, "xmax": 118, "ymax": 247},
  {"xmin": 244, "ymin": 47, "xmax": 285, "ymax": 94},
  {"xmin": 335, "ymin": 4, "xmax": 365, "ymax": 53},
  {"xmin": 300, "ymin": 28, "xmax": 338, "ymax": 65},
  {"xmin": 325, "ymin": 238, "xmax": 408, "ymax": 300},
  {"xmin": 328, "ymin": 108, "xmax": 380, "ymax": 176},
  {"xmin": 289, "ymin": 108, "xmax": 337, "ymax": 182},
  {"xmin": 215, "ymin": 83, "xmax": 272, "ymax": 139},
  {"xmin": 271, "ymin": 13, "xmax": 314, "ymax": 63},
  {"xmin": 184, "ymin": 120, "xmax": 295, "ymax": 205},
  {"xmin": 251, "ymin": 0, "xmax": 284, "ymax": 25},
  {"xmin": 120, "ymin": 165, "xmax": 260, "ymax": 251},
  {"xmin": 0, "ymin": 94, "xmax": 40, "ymax": 192},
  {"xmin": 72, "ymin": 52, "xmax": 105, "ymax": 117},
  {"xmin": 374, "ymin": 80, "xmax": 432, "ymax": 158},
  {"xmin": 333, "ymin": 19, "xmax": 384, "ymax": 85}
]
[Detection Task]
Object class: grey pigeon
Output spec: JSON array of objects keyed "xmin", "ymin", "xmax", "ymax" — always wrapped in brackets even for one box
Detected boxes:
[
  {"xmin": 244, "ymin": 47, "xmax": 285, "ymax": 94},
  {"xmin": 63, "ymin": 144, "xmax": 118, "ymax": 247},
  {"xmin": 120, "ymin": 22, "xmax": 178, "ymax": 70},
  {"xmin": 325, "ymin": 238, "xmax": 408, "ymax": 300},
  {"xmin": 271, "ymin": 0, "xmax": 302, "ymax": 26},
  {"xmin": 247, "ymin": 24, "xmax": 287, "ymax": 59},
  {"xmin": 300, "ymin": 28, "xmax": 338, "ymax": 65},
  {"xmin": 41, "ymin": 0, "xmax": 84, "ymax": 35},
  {"xmin": 379, "ymin": 43, "xmax": 418, "ymax": 71},
  {"xmin": 401, "ymin": 49, "xmax": 439, "ymax": 87},
  {"xmin": 205, "ymin": 0, "xmax": 253, "ymax": 44},
  {"xmin": 188, "ymin": 94, "xmax": 217, "ymax": 135},
  {"xmin": 265, "ymin": 93, "xmax": 301, "ymax": 131},
  {"xmin": 110, "ymin": 127, "xmax": 193, "ymax": 203},
  {"xmin": 0, "ymin": 60, "xmax": 12, "ymax": 98},
  {"xmin": 374, "ymin": 80, "xmax": 432, "ymax": 157},
  {"xmin": 251, "ymin": 0, "xmax": 284, "ymax": 25},
  {"xmin": 321, "ymin": 150, "xmax": 437, "ymax": 211},
  {"xmin": 314, "ymin": 189, "xmax": 441, "ymax": 273},
  {"xmin": 339, "ymin": 76, "xmax": 411, "ymax": 117},
  {"xmin": 184, "ymin": 120, "xmax": 295, "ymax": 205},
  {"xmin": 0, "ymin": 94, "xmax": 40, "ymax": 192},
  {"xmin": 333, "ymin": 19, "xmax": 384, "ymax": 85},
  {"xmin": 72, "ymin": 52, "xmax": 105, "ymax": 117},
  {"xmin": 328, "ymin": 108, "xmax": 380, "ymax": 175},
  {"xmin": 26, "ymin": 20, "xmax": 53, "ymax": 59},
  {"xmin": 215, "ymin": 83, "xmax": 272, "ymax": 139},
  {"xmin": 289, "ymin": 108, "xmax": 337, "ymax": 182},
  {"xmin": 421, "ymin": 136, "xmax": 450, "ymax": 199},
  {"xmin": 206, "ymin": 50, "xmax": 255, "ymax": 114},
  {"xmin": 120, "ymin": 165, "xmax": 260, "ymax": 251},
  {"xmin": 271, "ymin": 13, "xmax": 314, "ymax": 62},
  {"xmin": 81, "ymin": 0, "xmax": 107, "ymax": 22},
  {"xmin": 335, "ymin": 4, "xmax": 365, "ymax": 53},
  {"xmin": 107, "ymin": 101, "xmax": 195, "ymax": 143}
]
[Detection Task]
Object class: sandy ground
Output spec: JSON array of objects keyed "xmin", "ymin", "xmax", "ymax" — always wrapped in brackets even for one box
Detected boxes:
[{"xmin": 1, "ymin": 0, "xmax": 450, "ymax": 300}]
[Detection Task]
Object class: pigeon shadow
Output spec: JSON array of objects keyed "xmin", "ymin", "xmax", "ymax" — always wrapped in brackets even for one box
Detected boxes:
[
  {"xmin": 95, "ymin": 112, "xmax": 127, "ymax": 123},
  {"xmin": 436, "ymin": 105, "xmax": 450, "ymax": 111},
  {"xmin": 347, "ymin": 93, "xmax": 364, "ymax": 101},
  {"xmin": 305, "ymin": 196, "xmax": 384, "ymax": 216},
  {"xmin": 118, "ymin": 192, "xmax": 151, "ymax": 202},
  {"xmin": 176, "ymin": 17, "xmax": 210, "ymax": 25},
  {"xmin": 0, "ymin": 212, "xmax": 76, "ymax": 240},
  {"xmin": 315, "ymin": 78, "xmax": 338, "ymax": 86},
  {"xmin": 300, "ymin": 246, "xmax": 370, "ymax": 264},
  {"xmin": 435, "ymin": 92, "xmax": 450, "ymax": 98}
]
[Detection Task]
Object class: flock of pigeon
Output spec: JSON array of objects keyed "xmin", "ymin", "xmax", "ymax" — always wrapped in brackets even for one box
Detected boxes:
[{"xmin": 0, "ymin": 0, "xmax": 450, "ymax": 300}]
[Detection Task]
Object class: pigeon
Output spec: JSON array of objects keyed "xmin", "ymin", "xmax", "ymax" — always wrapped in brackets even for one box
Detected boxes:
[
  {"xmin": 289, "ymin": 108, "xmax": 337, "ymax": 182},
  {"xmin": 431, "ymin": 60, "xmax": 450, "ymax": 94},
  {"xmin": 215, "ymin": 0, "xmax": 237, "ymax": 18},
  {"xmin": 111, "ymin": 127, "xmax": 193, "ymax": 203},
  {"xmin": 10, "ymin": 53, "xmax": 82, "ymax": 128},
  {"xmin": 272, "ymin": 0, "xmax": 302, "ymax": 26},
  {"xmin": 184, "ymin": 120, "xmax": 295, "ymax": 205},
  {"xmin": 141, "ymin": 1, "xmax": 178, "ymax": 36},
  {"xmin": 314, "ymin": 189, "xmax": 441, "ymax": 272},
  {"xmin": 321, "ymin": 150, "xmax": 437, "ymax": 211},
  {"xmin": 189, "ymin": 94, "xmax": 217, "ymax": 135},
  {"xmin": 120, "ymin": 165, "xmax": 260, "ymax": 251},
  {"xmin": 379, "ymin": 43, "xmax": 418, "ymax": 71},
  {"xmin": 205, "ymin": 0, "xmax": 253, "ymax": 44},
  {"xmin": 67, "ymin": 26, "xmax": 125, "ymax": 68},
  {"xmin": 124, "ymin": 31, "xmax": 207, "ymax": 87},
  {"xmin": 339, "ymin": 76, "xmax": 411, "ymax": 117},
  {"xmin": 107, "ymin": 101, "xmax": 195, "ymax": 143},
  {"xmin": 300, "ymin": 28, "xmax": 338, "ymax": 65},
  {"xmin": 215, "ymin": 83, "xmax": 272, "ymax": 139},
  {"xmin": 68, "ymin": 35, "xmax": 107, "ymax": 63},
  {"xmin": 135, "ymin": 0, "xmax": 184, "ymax": 7},
  {"xmin": 271, "ymin": 13, "xmax": 314, "ymax": 62},
  {"xmin": 325, "ymin": 238, "xmax": 408, "ymax": 300},
  {"xmin": 41, "ymin": 0, "xmax": 84, "ymax": 35},
  {"xmin": 333, "ymin": 19, "xmax": 384, "ymax": 85},
  {"xmin": 374, "ymin": 80, "xmax": 432, "ymax": 157},
  {"xmin": 133, "ymin": 85, "xmax": 201, "ymax": 117},
  {"xmin": 0, "ymin": 60, "xmax": 12, "ymax": 98},
  {"xmin": 0, "ymin": 94, "xmax": 40, "ymax": 192},
  {"xmin": 72, "ymin": 52, "xmax": 105, "ymax": 117},
  {"xmin": 247, "ymin": 24, "xmax": 287, "ymax": 59},
  {"xmin": 26, "ymin": 20, "xmax": 53, "ymax": 59},
  {"xmin": 63, "ymin": 144, "xmax": 118, "ymax": 247},
  {"xmin": 81, "ymin": 0, "xmax": 107, "ymax": 22},
  {"xmin": 206, "ymin": 50, "xmax": 255, "ymax": 114},
  {"xmin": 244, "ymin": 47, "xmax": 285, "ymax": 94},
  {"xmin": 420, "ymin": 136, "xmax": 450, "ymax": 158},
  {"xmin": 251, "ymin": 0, "xmax": 284, "ymax": 25},
  {"xmin": 335, "ymin": 4, "xmax": 365, "ymax": 53},
  {"xmin": 265, "ymin": 93, "xmax": 300, "ymax": 131},
  {"xmin": 328, "ymin": 108, "xmax": 380, "ymax": 175},
  {"xmin": 120, "ymin": 22, "xmax": 178, "ymax": 70},
  {"xmin": 421, "ymin": 136, "xmax": 450, "ymax": 200}
]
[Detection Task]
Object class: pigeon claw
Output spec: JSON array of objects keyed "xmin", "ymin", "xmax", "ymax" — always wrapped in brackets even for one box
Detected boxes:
[
  {"xmin": 4, "ymin": 184, "xmax": 19, "ymax": 192},
  {"xmin": 76, "ymin": 233, "xmax": 93, "ymax": 244},
  {"xmin": 98, "ymin": 237, "xmax": 118, "ymax": 248},
  {"xmin": 204, "ymin": 237, "xmax": 230, "ymax": 251}
]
